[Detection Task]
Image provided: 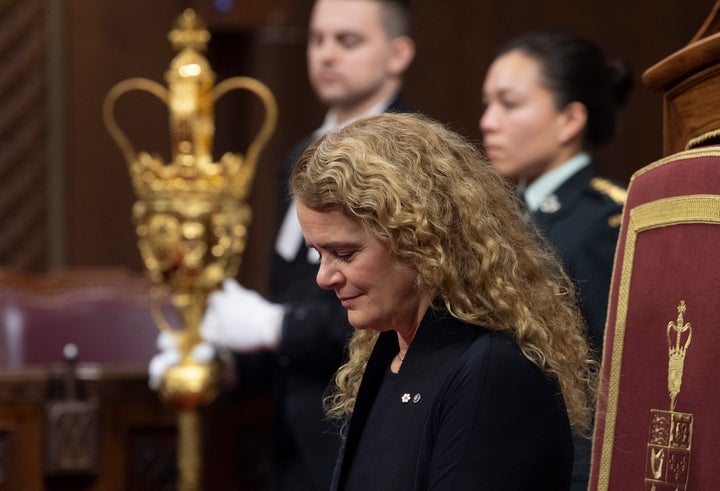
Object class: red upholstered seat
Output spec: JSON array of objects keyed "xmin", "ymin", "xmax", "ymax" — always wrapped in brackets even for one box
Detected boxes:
[
  {"xmin": 589, "ymin": 145, "xmax": 720, "ymax": 490},
  {"xmin": 0, "ymin": 268, "xmax": 164, "ymax": 367}
]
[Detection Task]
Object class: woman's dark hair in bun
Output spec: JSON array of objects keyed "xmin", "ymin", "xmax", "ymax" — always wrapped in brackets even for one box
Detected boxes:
[{"xmin": 499, "ymin": 30, "xmax": 634, "ymax": 148}]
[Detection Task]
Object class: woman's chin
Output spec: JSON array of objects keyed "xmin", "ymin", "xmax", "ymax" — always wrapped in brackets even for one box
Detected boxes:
[
  {"xmin": 347, "ymin": 313, "xmax": 377, "ymax": 332},
  {"xmin": 347, "ymin": 318, "xmax": 369, "ymax": 331}
]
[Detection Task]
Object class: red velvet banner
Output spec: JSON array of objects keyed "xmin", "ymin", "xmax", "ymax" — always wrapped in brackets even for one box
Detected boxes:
[{"xmin": 590, "ymin": 147, "xmax": 720, "ymax": 490}]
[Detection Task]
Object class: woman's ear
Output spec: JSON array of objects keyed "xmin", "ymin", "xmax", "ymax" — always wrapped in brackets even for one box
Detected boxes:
[
  {"xmin": 558, "ymin": 101, "xmax": 588, "ymax": 145},
  {"xmin": 388, "ymin": 35, "xmax": 416, "ymax": 75}
]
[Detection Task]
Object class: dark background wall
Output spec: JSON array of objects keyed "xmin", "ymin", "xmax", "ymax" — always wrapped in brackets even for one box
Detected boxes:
[{"xmin": 0, "ymin": 0, "xmax": 716, "ymax": 292}]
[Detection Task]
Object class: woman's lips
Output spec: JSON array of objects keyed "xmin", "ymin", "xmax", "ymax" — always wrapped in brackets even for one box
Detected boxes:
[
  {"xmin": 339, "ymin": 295, "xmax": 359, "ymax": 308},
  {"xmin": 484, "ymin": 144, "xmax": 501, "ymax": 159}
]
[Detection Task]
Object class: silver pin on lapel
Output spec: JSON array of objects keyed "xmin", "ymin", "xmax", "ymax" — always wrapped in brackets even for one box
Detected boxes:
[{"xmin": 539, "ymin": 194, "xmax": 561, "ymax": 213}]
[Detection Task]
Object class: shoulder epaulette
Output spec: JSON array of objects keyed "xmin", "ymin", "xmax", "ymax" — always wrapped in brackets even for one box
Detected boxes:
[{"xmin": 590, "ymin": 177, "xmax": 627, "ymax": 205}]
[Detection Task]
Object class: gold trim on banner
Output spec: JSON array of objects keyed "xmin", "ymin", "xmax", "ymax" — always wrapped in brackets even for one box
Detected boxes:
[
  {"xmin": 686, "ymin": 128, "xmax": 720, "ymax": 150},
  {"xmin": 630, "ymin": 147, "xmax": 720, "ymax": 182},
  {"xmin": 596, "ymin": 194, "xmax": 720, "ymax": 490}
]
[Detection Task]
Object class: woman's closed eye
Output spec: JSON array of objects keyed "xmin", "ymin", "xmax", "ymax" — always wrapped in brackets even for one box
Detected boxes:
[
  {"xmin": 307, "ymin": 246, "xmax": 355, "ymax": 262},
  {"xmin": 332, "ymin": 249, "xmax": 356, "ymax": 262}
]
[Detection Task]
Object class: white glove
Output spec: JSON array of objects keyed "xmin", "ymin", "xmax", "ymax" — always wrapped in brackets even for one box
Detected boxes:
[
  {"xmin": 147, "ymin": 331, "xmax": 215, "ymax": 390},
  {"xmin": 201, "ymin": 278, "xmax": 284, "ymax": 352}
]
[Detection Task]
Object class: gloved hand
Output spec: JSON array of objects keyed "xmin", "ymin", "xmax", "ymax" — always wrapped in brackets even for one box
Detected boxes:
[
  {"xmin": 201, "ymin": 278, "xmax": 285, "ymax": 352},
  {"xmin": 147, "ymin": 331, "xmax": 215, "ymax": 390}
]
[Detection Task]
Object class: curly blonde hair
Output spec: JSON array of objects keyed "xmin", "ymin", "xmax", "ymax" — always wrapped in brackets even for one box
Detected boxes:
[{"xmin": 290, "ymin": 113, "xmax": 597, "ymax": 434}]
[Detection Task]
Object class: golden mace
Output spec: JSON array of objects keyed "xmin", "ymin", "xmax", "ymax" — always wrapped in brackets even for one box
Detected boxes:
[{"xmin": 102, "ymin": 9, "xmax": 277, "ymax": 490}]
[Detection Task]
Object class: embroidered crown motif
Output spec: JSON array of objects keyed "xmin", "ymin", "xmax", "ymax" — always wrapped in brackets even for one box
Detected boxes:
[{"xmin": 667, "ymin": 300, "xmax": 692, "ymax": 411}]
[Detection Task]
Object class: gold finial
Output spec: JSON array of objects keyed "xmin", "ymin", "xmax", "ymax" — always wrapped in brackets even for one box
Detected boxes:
[
  {"xmin": 667, "ymin": 300, "xmax": 692, "ymax": 411},
  {"xmin": 104, "ymin": 9, "xmax": 277, "ymax": 491},
  {"xmin": 168, "ymin": 9, "xmax": 211, "ymax": 53}
]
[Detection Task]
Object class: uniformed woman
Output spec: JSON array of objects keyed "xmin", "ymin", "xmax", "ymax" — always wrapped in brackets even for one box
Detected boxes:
[
  {"xmin": 480, "ymin": 30, "xmax": 632, "ymax": 353},
  {"xmin": 480, "ymin": 30, "xmax": 633, "ymax": 490}
]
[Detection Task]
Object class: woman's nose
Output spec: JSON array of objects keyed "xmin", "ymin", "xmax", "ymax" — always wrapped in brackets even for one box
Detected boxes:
[
  {"xmin": 316, "ymin": 259, "xmax": 341, "ymax": 290},
  {"xmin": 479, "ymin": 104, "xmax": 497, "ymax": 134}
]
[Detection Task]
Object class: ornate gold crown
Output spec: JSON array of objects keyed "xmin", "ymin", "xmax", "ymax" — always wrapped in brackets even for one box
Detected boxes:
[
  {"xmin": 103, "ymin": 8, "xmax": 277, "ymax": 204},
  {"xmin": 128, "ymin": 150, "xmax": 253, "ymax": 203}
]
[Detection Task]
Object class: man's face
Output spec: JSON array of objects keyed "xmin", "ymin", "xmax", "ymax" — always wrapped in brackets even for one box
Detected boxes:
[{"xmin": 308, "ymin": 0, "xmax": 397, "ymax": 111}]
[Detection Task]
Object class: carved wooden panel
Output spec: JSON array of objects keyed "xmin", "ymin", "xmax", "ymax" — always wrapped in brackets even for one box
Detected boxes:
[
  {"xmin": 0, "ymin": 368, "xmax": 273, "ymax": 490},
  {"xmin": 45, "ymin": 400, "xmax": 99, "ymax": 475},
  {"xmin": 0, "ymin": 0, "xmax": 49, "ymax": 271},
  {"xmin": 643, "ymin": 1, "xmax": 720, "ymax": 156}
]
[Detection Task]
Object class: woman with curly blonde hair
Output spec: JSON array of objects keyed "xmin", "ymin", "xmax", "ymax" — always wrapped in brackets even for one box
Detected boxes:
[{"xmin": 291, "ymin": 112, "xmax": 595, "ymax": 490}]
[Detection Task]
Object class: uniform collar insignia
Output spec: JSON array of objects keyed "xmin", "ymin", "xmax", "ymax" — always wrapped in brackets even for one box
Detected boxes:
[{"xmin": 539, "ymin": 194, "xmax": 561, "ymax": 213}]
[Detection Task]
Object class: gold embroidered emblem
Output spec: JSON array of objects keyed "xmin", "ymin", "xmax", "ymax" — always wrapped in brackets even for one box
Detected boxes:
[
  {"xmin": 667, "ymin": 301, "xmax": 692, "ymax": 412},
  {"xmin": 645, "ymin": 301, "xmax": 693, "ymax": 490},
  {"xmin": 590, "ymin": 177, "xmax": 627, "ymax": 205}
]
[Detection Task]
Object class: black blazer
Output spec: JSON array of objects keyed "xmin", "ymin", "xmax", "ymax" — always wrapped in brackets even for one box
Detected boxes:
[
  {"xmin": 332, "ymin": 309, "xmax": 573, "ymax": 490},
  {"xmin": 531, "ymin": 163, "xmax": 625, "ymax": 352}
]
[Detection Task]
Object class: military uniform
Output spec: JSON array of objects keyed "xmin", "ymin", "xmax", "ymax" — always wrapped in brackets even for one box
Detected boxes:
[
  {"xmin": 524, "ymin": 153, "xmax": 626, "ymax": 491},
  {"xmin": 526, "ymin": 155, "xmax": 625, "ymax": 351}
]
